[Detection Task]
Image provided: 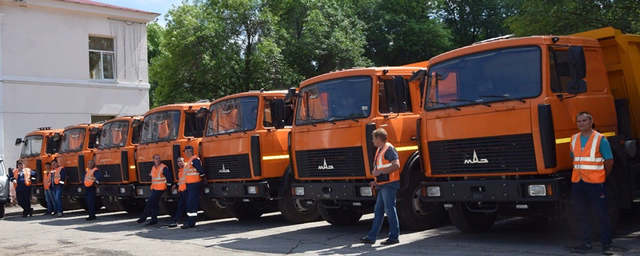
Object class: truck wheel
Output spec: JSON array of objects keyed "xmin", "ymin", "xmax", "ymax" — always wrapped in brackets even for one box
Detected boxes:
[
  {"xmin": 0, "ymin": 204, "xmax": 4, "ymax": 218},
  {"xmin": 228, "ymin": 201, "xmax": 263, "ymax": 221},
  {"xmin": 448, "ymin": 202, "xmax": 496, "ymax": 233},
  {"xmin": 398, "ymin": 173, "xmax": 447, "ymax": 231},
  {"xmin": 200, "ymin": 196, "xmax": 232, "ymax": 219},
  {"xmin": 101, "ymin": 198, "xmax": 124, "ymax": 212},
  {"xmin": 160, "ymin": 201, "xmax": 178, "ymax": 217},
  {"xmin": 121, "ymin": 199, "xmax": 145, "ymax": 214},
  {"xmin": 567, "ymin": 179, "xmax": 620, "ymax": 238},
  {"xmin": 318, "ymin": 203, "xmax": 362, "ymax": 226},
  {"xmin": 278, "ymin": 186, "xmax": 321, "ymax": 224}
]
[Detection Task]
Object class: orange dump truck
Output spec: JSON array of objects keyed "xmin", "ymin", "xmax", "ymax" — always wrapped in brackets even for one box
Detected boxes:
[
  {"xmin": 56, "ymin": 123, "xmax": 103, "ymax": 210},
  {"xmin": 94, "ymin": 116, "xmax": 145, "ymax": 213},
  {"xmin": 419, "ymin": 27, "xmax": 640, "ymax": 234},
  {"xmin": 200, "ymin": 90, "xmax": 319, "ymax": 222},
  {"xmin": 289, "ymin": 67, "xmax": 446, "ymax": 230},
  {"xmin": 15, "ymin": 127, "xmax": 63, "ymax": 207},
  {"xmin": 135, "ymin": 102, "xmax": 213, "ymax": 216}
]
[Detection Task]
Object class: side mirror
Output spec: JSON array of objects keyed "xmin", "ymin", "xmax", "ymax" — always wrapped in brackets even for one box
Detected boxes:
[
  {"xmin": 131, "ymin": 119, "xmax": 141, "ymax": 129},
  {"xmin": 196, "ymin": 106, "xmax": 209, "ymax": 118},
  {"xmin": 270, "ymin": 99, "xmax": 286, "ymax": 129},
  {"xmin": 284, "ymin": 87, "xmax": 298, "ymax": 103},
  {"xmin": 15, "ymin": 138, "xmax": 23, "ymax": 146},
  {"xmin": 90, "ymin": 127, "xmax": 100, "ymax": 135},
  {"xmin": 567, "ymin": 46, "xmax": 587, "ymax": 94}
]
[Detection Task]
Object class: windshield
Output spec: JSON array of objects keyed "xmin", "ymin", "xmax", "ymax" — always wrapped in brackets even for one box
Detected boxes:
[
  {"xmin": 425, "ymin": 46, "xmax": 541, "ymax": 110},
  {"xmin": 60, "ymin": 129, "xmax": 86, "ymax": 153},
  {"xmin": 206, "ymin": 96, "xmax": 259, "ymax": 136},
  {"xmin": 99, "ymin": 121, "xmax": 129, "ymax": 149},
  {"xmin": 295, "ymin": 76, "xmax": 372, "ymax": 125},
  {"xmin": 20, "ymin": 135, "xmax": 43, "ymax": 157},
  {"xmin": 141, "ymin": 110, "xmax": 181, "ymax": 144}
]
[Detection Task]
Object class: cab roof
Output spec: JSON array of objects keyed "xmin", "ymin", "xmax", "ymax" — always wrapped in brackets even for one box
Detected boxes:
[
  {"xmin": 429, "ymin": 35, "xmax": 602, "ymax": 66},
  {"xmin": 102, "ymin": 115, "xmax": 143, "ymax": 124},
  {"xmin": 24, "ymin": 128, "xmax": 64, "ymax": 137},
  {"xmin": 144, "ymin": 102, "xmax": 210, "ymax": 116},
  {"xmin": 209, "ymin": 90, "xmax": 288, "ymax": 106},
  {"xmin": 63, "ymin": 122, "xmax": 103, "ymax": 131},
  {"xmin": 300, "ymin": 66, "xmax": 423, "ymax": 88}
]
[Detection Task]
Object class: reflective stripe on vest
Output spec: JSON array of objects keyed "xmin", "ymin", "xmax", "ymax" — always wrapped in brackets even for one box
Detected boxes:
[
  {"xmin": 150, "ymin": 163, "xmax": 168, "ymax": 191},
  {"xmin": 183, "ymin": 155, "xmax": 202, "ymax": 184},
  {"xmin": 374, "ymin": 142, "xmax": 400, "ymax": 185},
  {"xmin": 177, "ymin": 168, "xmax": 187, "ymax": 192},
  {"xmin": 44, "ymin": 170, "xmax": 52, "ymax": 190},
  {"xmin": 84, "ymin": 167, "xmax": 98, "ymax": 187},
  {"xmin": 13, "ymin": 168, "xmax": 32, "ymax": 189},
  {"xmin": 571, "ymin": 131, "xmax": 606, "ymax": 183}
]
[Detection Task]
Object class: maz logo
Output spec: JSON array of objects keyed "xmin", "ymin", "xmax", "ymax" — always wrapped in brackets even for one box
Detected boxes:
[
  {"xmin": 464, "ymin": 150, "xmax": 489, "ymax": 164},
  {"xmin": 318, "ymin": 159, "xmax": 334, "ymax": 170},
  {"xmin": 218, "ymin": 164, "xmax": 230, "ymax": 173},
  {"xmin": 103, "ymin": 170, "xmax": 111, "ymax": 178}
]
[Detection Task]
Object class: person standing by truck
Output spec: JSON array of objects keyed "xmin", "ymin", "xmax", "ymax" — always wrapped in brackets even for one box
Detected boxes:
[
  {"xmin": 43, "ymin": 162, "xmax": 55, "ymax": 216},
  {"xmin": 84, "ymin": 160, "xmax": 102, "ymax": 221},
  {"xmin": 361, "ymin": 128, "xmax": 401, "ymax": 245},
  {"xmin": 168, "ymin": 157, "xmax": 186, "ymax": 228},
  {"xmin": 181, "ymin": 146, "xmax": 205, "ymax": 229},
  {"xmin": 50, "ymin": 159, "xmax": 66, "ymax": 217},
  {"xmin": 567, "ymin": 112, "xmax": 614, "ymax": 255},
  {"xmin": 11, "ymin": 161, "xmax": 37, "ymax": 217},
  {"xmin": 137, "ymin": 154, "xmax": 173, "ymax": 226}
]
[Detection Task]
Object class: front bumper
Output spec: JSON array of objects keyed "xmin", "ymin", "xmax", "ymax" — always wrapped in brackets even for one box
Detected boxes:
[
  {"xmin": 68, "ymin": 184, "xmax": 86, "ymax": 197},
  {"xmin": 134, "ymin": 184, "xmax": 179, "ymax": 200},
  {"xmin": 203, "ymin": 181, "xmax": 269, "ymax": 198},
  {"xmin": 291, "ymin": 182, "xmax": 376, "ymax": 201},
  {"xmin": 420, "ymin": 177, "xmax": 568, "ymax": 202},
  {"xmin": 96, "ymin": 184, "xmax": 136, "ymax": 198},
  {"xmin": 32, "ymin": 186, "xmax": 45, "ymax": 198}
]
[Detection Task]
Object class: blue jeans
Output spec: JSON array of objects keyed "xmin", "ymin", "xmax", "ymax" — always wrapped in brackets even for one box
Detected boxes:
[
  {"xmin": 44, "ymin": 189, "xmax": 55, "ymax": 214},
  {"xmin": 572, "ymin": 181, "xmax": 612, "ymax": 244},
  {"xmin": 367, "ymin": 181, "xmax": 400, "ymax": 241},
  {"xmin": 53, "ymin": 186, "xmax": 64, "ymax": 213}
]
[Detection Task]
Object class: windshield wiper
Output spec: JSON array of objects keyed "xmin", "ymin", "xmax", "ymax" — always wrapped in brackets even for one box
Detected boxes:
[
  {"xmin": 478, "ymin": 95, "xmax": 526, "ymax": 103},
  {"xmin": 229, "ymin": 121, "xmax": 248, "ymax": 134},
  {"xmin": 429, "ymin": 101, "xmax": 461, "ymax": 111},
  {"xmin": 450, "ymin": 99, "xmax": 491, "ymax": 107},
  {"xmin": 328, "ymin": 116, "xmax": 360, "ymax": 123}
]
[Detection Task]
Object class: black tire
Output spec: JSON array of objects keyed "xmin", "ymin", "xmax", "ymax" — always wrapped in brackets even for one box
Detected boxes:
[
  {"xmin": 0, "ymin": 204, "xmax": 5, "ymax": 218},
  {"xmin": 567, "ymin": 179, "xmax": 620, "ymax": 238},
  {"xmin": 160, "ymin": 201, "xmax": 178, "ymax": 217},
  {"xmin": 278, "ymin": 185, "xmax": 321, "ymax": 224},
  {"xmin": 101, "ymin": 198, "xmax": 124, "ymax": 212},
  {"xmin": 121, "ymin": 199, "xmax": 145, "ymax": 214},
  {"xmin": 80, "ymin": 197, "xmax": 103, "ymax": 212},
  {"xmin": 318, "ymin": 203, "xmax": 362, "ymax": 226},
  {"xmin": 448, "ymin": 202, "xmax": 497, "ymax": 233},
  {"xmin": 397, "ymin": 173, "xmax": 447, "ymax": 231},
  {"xmin": 200, "ymin": 196, "xmax": 232, "ymax": 219},
  {"xmin": 228, "ymin": 201, "xmax": 263, "ymax": 221}
]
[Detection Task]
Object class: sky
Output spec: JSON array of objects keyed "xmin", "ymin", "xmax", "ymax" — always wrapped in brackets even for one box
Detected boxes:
[{"xmin": 99, "ymin": 0, "xmax": 185, "ymax": 26}]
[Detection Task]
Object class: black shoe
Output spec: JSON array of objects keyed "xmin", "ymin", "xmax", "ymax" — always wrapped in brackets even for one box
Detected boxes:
[
  {"xmin": 145, "ymin": 221, "xmax": 158, "ymax": 226},
  {"xmin": 51, "ymin": 212, "xmax": 57, "ymax": 216},
  {"xmin": 168, "ymin": 222, "xmax": 178, "ymax": 228},
  {"xmin": 86, "ymin": 216, "xmax": 97, "ymax": 221},
  {"xmin": 22, "ymin": 213, "xmax": 27, "ymax": 218},
  {"xmin": 44, "ymin": 212, "xmax": 51, "ymax": 216},
  {"xmin": 360, "ymin": 237, "xmax": 375, "ymax": 244},
  {"xmin": 57, "ymin": 212, "xmax": 64, "ymax": 217},
  {"xmin": 602, "ymin": 243, "xmax": 613, "ymax": 255},
  {"xmin": 381, "ymin": 239, "xmax": 400, "ymax": 245},
  {"xmin": 28, "ymin": 209, "xmax": 33, "ymax": 217},
  {"xmin": 136, "ymin": 218, "xmax": 146, "ymax": 224},
  {"xmin": 568, "ymin": 243, "xmax": 592, "ymax": 253},
  {"xmin": 181, "ymin": 224, "xmax": 195, "ymax": 229}
]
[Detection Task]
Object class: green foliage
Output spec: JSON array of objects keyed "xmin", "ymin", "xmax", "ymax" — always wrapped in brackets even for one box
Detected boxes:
[{"xmin": 438, "ymin": 0, "xmax": 516, "ymax": 48}]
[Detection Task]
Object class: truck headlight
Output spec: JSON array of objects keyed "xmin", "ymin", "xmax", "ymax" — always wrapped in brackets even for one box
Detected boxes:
[
  {"xmin": 172, "ymin": 188, "xmax": 178, "ymax": 195},
  {"xmin": 119, "ymin": 187, "xmax": 126, "ymax": 194},
  {"xmin": 427, "ymin": 186, "xmax": 441, "ymax": 197},
  {"xmin": 528, "ymin": 185, "xmax": 546, "ymax": 197},
  {"xmin": 204, "ymin": 187, "xmax": 210, "ymax": 194},
  {"xmin": 359, "ymin": 186, "xmax": 373, "ymax": 197},
  {"xmin": 294, "ymin": 187, "xmax": 304, "ymax": 196},
  {"xmin": 247, "ymin": 186, "xmax": 257, "ymax": 195},
  {"xmin": 96, "ymin": 188, "xmax": 101, "ymax": 194},
  {"xmin": 77, "ymin": 187, "xmax": 82, "ymax": 193},
  {"xmin": 137, "ymin": 188, "xmax": 144, "ymax": 196}
]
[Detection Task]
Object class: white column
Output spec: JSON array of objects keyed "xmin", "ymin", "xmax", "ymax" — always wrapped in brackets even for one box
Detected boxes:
[{"xmin": 0, "ymin": 13, "xmax": 6, "ymax": 163}]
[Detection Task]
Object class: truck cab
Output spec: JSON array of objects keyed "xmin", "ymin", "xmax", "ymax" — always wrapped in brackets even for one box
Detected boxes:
[
  {"xmin": 94, "ymin": 116, "xmax": 144, "ymax": 213},
  {"xmin": 56, "ymin": 123, "xmax": 102, "ymax": 210},
  {"xmin": 135, "ymin": 102, "xmax": 210, "ymax": 216},
  {"xmin": 15, "ymin": 127, "xmax": 63, "ymax": 207},
  {"xmin": 200, "ymin": 90, "xmax": 319, "ymax": 223},
  {"xmin": 289, "ymin": 67, "xmax": 446, "ymax": 230}
]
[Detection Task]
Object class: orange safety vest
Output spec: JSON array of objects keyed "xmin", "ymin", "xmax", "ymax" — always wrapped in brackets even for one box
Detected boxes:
[
  {"xmin": 177, "ymin": 167, "xmax": 186, "ymax": 192},
  {"xmin": 374, "ymin": 142, "xmax": 400, "ymax": 185},
  {"xmin": 84, "ymin": 167, "xmax": 98, "ymax": 188},
  {"xmin": 53, "ymin": 166, "xmax": 64, "ymax": 185},
  {"xmin": 13, "ymin": 168, "xmax": 32, "ymax": 189},
  {"xmin": 184, "ymin": 155, "xmax": 202, "ymax": 184},
  {"xmin": 150, "ymin": 163, "xmax": 169, "ymax": 191},
  {"xmin": 571, "ymin": 131, "xmax": 606, "ymax": 184},
  {"xmin": 43, "ymin": 169, "xmax": 52, "ymax": 190}
]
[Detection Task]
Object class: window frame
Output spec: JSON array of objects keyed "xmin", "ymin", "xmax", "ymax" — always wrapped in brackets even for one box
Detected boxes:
[{"xmin": 89, "ymin": 36, "xmax": 116, "ymax": 81}]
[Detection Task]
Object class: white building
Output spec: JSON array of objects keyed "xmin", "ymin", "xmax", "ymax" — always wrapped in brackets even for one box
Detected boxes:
[{"xmin": 0, "ymin": 0, "xmax": 158, "ymax": 167}]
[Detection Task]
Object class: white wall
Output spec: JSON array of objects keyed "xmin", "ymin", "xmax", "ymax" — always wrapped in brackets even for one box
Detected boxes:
[{"xmin": 0, "ymin": 0, "xmax": 156, "ymax": 169}]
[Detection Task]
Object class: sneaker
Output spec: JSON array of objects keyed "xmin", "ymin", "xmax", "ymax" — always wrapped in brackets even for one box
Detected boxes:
[
  {"xmin": 568, "ymin": 243, "xmax": 592, "ymax": 253},
  {"xmin": 602, "ymin": 243, "xmax": 613, "ymax": 255},
  {"xmin": 360, "ymin": 237, "xmax": 375, "ymax": 244},
  {"xmin": 168, "ymin": 222, "xmax": 178, "ymax": 228},
  {"xmin": 56, "ymin": 212, "xmax": 64, "ymax": 217},
  {"xmin": 381, "ymin": 239, "xmax": 400, "ymax": 245},
  {"xmin": 86, "ymin": 216, "xmax": 97, "ymax": 221}
]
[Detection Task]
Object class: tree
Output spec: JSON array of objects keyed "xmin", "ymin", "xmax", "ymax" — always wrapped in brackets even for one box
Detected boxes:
[
  {"xmin": 146, "ymin": 21, "xmax": 164, "ymax": 107},
  {"xmin": 438, "ymin": 0, "xmax": 515, "ymax": 48}
]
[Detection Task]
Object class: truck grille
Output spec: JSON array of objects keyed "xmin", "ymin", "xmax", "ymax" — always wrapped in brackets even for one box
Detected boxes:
[
  {"xmin": 204, "ymin": 154, "xmax": 251, "ymax": 180},
  {"xmin": 138, "ymin": 161, "xmax": 173, "ymax": 183},
  {"xmin": 97, "ymin": 164, "xmax": 123, "ymax": 183},
  {"xmin": 65, "ymin": 167, "xmax": 80, "ymax": 183},
  {"xmin": 428, "ymin": 133, "xmax": 537, "ymax": 175},
  {"xmin": 296, "ymin": 146, "xmax": 366, "ymax": 178}
]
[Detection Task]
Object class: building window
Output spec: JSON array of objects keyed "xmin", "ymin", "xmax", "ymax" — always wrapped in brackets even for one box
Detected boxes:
[
  {"xmin": 91, "ymin": 115, "xmax": 116, "ymax": 123},
  {"xmin": 89, "ymin": 36, "xmax": 115, "ymax": 80}
]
